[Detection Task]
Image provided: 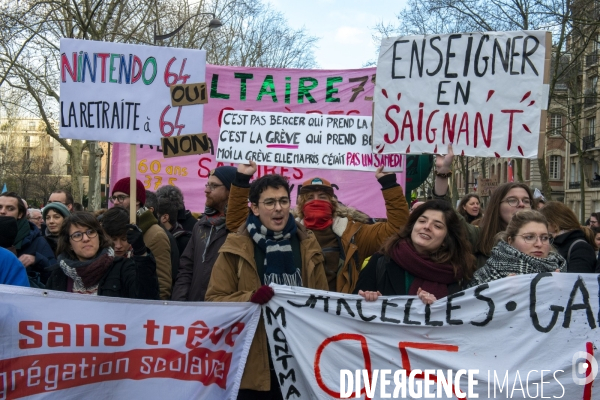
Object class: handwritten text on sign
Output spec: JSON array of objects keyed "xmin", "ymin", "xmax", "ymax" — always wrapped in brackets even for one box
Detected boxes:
[
  {"xmin": 59, "ymin": 38, "xmax": 206, "ymax": 145},
  {"xmin": 217, "ymin": 110, "xmax": 403, "ymax": 172},
  {"xmin": 373, "ymin": 31, "xmax": 548, "ymax": 159},
  {"xmin": 263, "ymin": 274, "xmax": 599, "ymax": 399}
]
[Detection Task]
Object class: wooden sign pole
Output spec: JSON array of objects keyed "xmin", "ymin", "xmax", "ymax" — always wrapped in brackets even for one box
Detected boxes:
[{"xmin": 129, "ymin": 144, "xmax": 137, "ymax": 224}]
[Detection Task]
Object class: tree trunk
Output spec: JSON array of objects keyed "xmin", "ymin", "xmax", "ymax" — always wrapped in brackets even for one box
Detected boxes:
[
  {"xmin": 516, "ymin": 159, "xmax": 524, "ymax": 182},
  {"xmin": 537, "ymin": 156, "xmax": 553, "ymax": 201},
  {"xmin": 579, "ymin": 155, "xmax": 586, "ymax": 224},
  {"xmin": 70, "ymin": 140, "xmax": 84, "ymax": 203},
  {"xmin": 87, "ymin": 141, "xmax": 104, "ymax": 211},
  {"xmin": 480, "ymin": 158, "xmax": 486, "ymax": 179}
]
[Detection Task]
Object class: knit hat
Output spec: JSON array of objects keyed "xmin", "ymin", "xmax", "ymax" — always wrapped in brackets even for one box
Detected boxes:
[
  {"xmin": 210, "ymin": 166, "xmax": 236, "ymax": 190},
  {"xmin": 299, "ymin": 177, "xmax": 334, "ymax": 196},
  {"xmin": 112, "ymin": 177, "xmax": 146, "ymax": 206},
  {"xmin": 43, "ymin": 202, "xmax": 71, "ymax": 220},
  {"xmin": 0, "ymin": 216, "xmax": 18, "ymax": 248}
]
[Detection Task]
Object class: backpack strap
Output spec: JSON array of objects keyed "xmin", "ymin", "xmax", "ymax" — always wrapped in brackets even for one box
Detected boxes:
[{"xmin": 567, "ymin": 239, "xmax": 587, "ymax": 264}]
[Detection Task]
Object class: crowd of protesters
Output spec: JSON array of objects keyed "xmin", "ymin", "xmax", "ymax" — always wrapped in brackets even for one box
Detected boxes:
[{"xmin": 2, "ymin": 144, "xmax": 600, "ymax": 399}]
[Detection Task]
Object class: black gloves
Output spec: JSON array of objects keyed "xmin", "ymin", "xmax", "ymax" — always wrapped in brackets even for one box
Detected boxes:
[{"xmin": 126, "ymin": 224, "xmax": 147, "ymax": 256}]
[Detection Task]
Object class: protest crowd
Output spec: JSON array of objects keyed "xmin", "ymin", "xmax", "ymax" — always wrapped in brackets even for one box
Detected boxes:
[{"xmin": 1, "ymin": 142, "xmax": 598, "ymax": 399}]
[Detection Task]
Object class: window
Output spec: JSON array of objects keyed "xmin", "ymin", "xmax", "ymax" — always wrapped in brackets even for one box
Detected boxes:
[
  {"xmin": 590, "ymin": 117, "xmax": 596, "ymax": 136},
  {"xmin": 571, "ymin": 162, "xmax": 577, "ymax": 181},
  {"xmin": 589, "ymin": 75, "xmax": 598, "ymax": 91},
  {"xmin": 28, "ymin": 121, "xmax": 36, "ymax": 131},
  {"xmin": 549, "ymin": 155, "xmax": 561, "ymax": 179},
  {"xmin": 550, "ymin": 114, "xmax": 562, "ymax": 135}
]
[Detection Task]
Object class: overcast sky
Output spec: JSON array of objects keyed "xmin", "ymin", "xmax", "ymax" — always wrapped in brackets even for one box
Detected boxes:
[{"xmin": 267, "ymin": 0, "xmax": 405, "ymax": 69}]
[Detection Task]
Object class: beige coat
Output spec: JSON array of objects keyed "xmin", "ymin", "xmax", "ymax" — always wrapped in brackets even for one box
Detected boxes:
[{"xmin": 205, "ymin": 223, "xmax": 328, "ymax": 391}]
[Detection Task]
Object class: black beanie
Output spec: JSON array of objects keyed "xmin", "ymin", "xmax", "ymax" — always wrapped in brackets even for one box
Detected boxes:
[
  {"xmin": 0, "ymin": 216, "xmax": 18, "ymax": 248},
  {"xmin": 211, "ymin": 166, "xmax": 237, "ymax": 190}
]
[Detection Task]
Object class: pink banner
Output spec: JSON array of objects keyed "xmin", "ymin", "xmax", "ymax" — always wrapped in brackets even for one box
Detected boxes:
[{"xmin": 111, "ymin": 65, "xmax": 405, "ymax": 216}]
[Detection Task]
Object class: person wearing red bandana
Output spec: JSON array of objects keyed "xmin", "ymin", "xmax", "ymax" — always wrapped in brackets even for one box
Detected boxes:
[{"xmin": 226, "ymin": 162, "xmax": 409, "ymax": 293}]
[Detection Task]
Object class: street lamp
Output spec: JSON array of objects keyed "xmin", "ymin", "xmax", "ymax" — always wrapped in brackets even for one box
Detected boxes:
[{"xmin": 154, "ymin": 13, "xmax": 222, "ymax": 45}]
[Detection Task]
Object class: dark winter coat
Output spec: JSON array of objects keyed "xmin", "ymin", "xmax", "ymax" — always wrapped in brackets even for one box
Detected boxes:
[
  {"xmin": 46, "ymin": 254, "xmax": 159, "ymax": 299},
  {"xmin": 353, "ymin": 253, "xmax": 463, "ymax": 296},
  {"xmin": 552, "ymin": 230, "xmax": 596, "ymax": 274},
  {"xmin": 171, "ymin": 216, "xmax": 229, "ymax": 301},
  {"xmin": 18, "ymin": 222, "xmax": 56, "ymax": 283},
  {"xmin": 177, "ymin": 209, "xmax": 198, "ymax": 232}
]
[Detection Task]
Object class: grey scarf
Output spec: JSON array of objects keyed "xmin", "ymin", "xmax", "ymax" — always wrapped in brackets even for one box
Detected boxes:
[{"xmin": 468, "ymin": 240, "xmax": 566, "ymax": 288}]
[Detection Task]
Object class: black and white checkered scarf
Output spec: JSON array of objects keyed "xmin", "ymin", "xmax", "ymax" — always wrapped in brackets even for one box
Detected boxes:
[{"xmin": 468, "ymin": 240, "xmax": 566, "ymax": 288}]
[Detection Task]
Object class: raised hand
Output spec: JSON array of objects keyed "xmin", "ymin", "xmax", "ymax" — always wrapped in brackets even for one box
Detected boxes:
[
  {"xmin": 238, "ymin": 160, "xmax": 257, "ymax": 176},
  {"xmin": 435, "ymin": 144, "xmax": 454, "ymax": 174}
]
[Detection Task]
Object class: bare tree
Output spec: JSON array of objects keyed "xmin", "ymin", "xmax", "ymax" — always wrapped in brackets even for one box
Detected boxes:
[
  {"xmin": 0, "ymin": 0, "xmax": 319, "ymax": 210},
  {"xmin": 373, "ymin": 0, "xmax": 600, "ymax": 212}
]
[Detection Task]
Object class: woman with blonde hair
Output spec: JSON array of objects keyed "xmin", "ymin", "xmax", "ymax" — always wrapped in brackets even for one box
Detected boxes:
[
  {"xmin": 468, "ymin": 210, "xmax": 566, "ymax": 287},
  {"xmin": 538, "ymin": 202, "xmax": 597, "ymax": 273}
]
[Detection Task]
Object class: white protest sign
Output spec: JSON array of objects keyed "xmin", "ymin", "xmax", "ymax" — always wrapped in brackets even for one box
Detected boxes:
[
  {"xmin": 373, "ymin": 31, "xmax": 550, "ymax": 159},
  {"xmin": 217, "ymin": 110, "xmax": 403, "ymax": 171},
  {"xmin": 59, "ymin": 38, "xmax": 206, "ymax": 145},
  {"xmin": 263, "ymin": 274, "xmax": 600, "ymax": 399},
  {"xmin": 0, "ymin": 285, "xmax": 260, "ymax": 399}
]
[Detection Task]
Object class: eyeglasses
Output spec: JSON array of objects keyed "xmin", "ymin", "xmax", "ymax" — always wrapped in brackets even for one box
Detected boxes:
[
  {"xmin": 205, "ymin": 183, "xmax": 224, "ymax": 191},
  {"xmin": 259, "ymin": 198, "xmax": 291, "ymax": 210},
  {"xmin": 109, "ymin": 195, "xmax": 130, "ymax": 204},
  {"xmin": 501, "ymin": 197, "xmax": 532, "ymax": 207},
  {"xmin": 513, "ymin": 234, "xmax": 553, "ymax": 244},
  {"xmin": 29, "ymin": 216, "xmax": 43, "ymax": 221},
  {"xmin": 69, "ymin": 229, "xmax": 98, "ymax": 242}
]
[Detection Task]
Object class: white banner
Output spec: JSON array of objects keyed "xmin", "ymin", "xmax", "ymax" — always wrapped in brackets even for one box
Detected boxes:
[
  {"xmin": 217, "ymin": 110, "xmax": 403, "ymax": 171},
  {"xmin": 0, "ymin": 285, "xmax": 260, "ymax": 399},
  {"xmin": 59, "ymin": 38, "xmax": 206, "ymax": 145},
  {"xmin": 373, "ymin": 31, "xmax": 549, "ymax": 159},
  {"xmin": 263, "ymin": 274, "xmax": 600, "ymax": 399}
]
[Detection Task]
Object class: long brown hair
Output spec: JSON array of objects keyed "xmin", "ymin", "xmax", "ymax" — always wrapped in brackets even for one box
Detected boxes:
[
  {"xmin": 57, "ymin": 212, "xmax": 112, "ymax": 260},
  {"xmin": 477, "ymin": 182, "xmax": 533, "ymax": 256},
  {"xmin": 457, "ymin": 193, "xmax": 482, "ymax": 221},
  {"xmin": 381, "ymin": 200, "xmax": 476, "ymax": 281},
  {"xmin": 539, "ymin": 201, "xmax": 596, "ymax": 246}
]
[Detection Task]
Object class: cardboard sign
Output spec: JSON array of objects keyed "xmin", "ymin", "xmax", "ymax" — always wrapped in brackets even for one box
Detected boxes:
[
  {"xmin": 0, "ymin": 285, "xmax": 260, "ymax": 399},
  {"xmin": 161, "ymin": 133, "xmax": 211, "ymax": 158},
  {"xmin": 59, "ymin": 38, "xmax": 206, "ymax": 145},
  {"xmin": 478, "ymin": 177, "xmax": 498, "ymax": 195},
  {"xmin": 373, "ymin": 31, "xmax": 550, "ymax": 159},
  {"xmin": 170, "ymin": 82, "xmax": 208, "ymax": 106},
  {"xmin": 264, "ymin": 274, "xmax": 600, "ymax": 398},
  {"xmin": 217, "ymin": 110, "xmax": 403, "ymax": 172}
]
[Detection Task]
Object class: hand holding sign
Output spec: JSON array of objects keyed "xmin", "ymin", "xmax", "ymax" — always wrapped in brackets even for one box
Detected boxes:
[
  {"xmin": 375, "ymin": 165, "xmax": 394, "ymax": 180},
  {"xmin": 435, "ymin": 144, "xmax": 454, "ymax": 174},
  {"xmin": 238, "ymin": 160, "xmax": 257, "ymax": 177}
]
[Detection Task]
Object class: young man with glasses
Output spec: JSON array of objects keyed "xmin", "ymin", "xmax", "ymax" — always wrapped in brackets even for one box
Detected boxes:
[
  {"xmin": 111, "ymin": 178, "xmax": 173, "ymax": 300},
  {"xmin": 171, "ymin": 166, "xmax": 236, "ymax": 302},
  {"xmin": 205, "ymin": 173, "xmax": 327, "ymax": 399},
  {"xmin": 226, "ymin": 161, "xmax": 409, "ymax": 294}
]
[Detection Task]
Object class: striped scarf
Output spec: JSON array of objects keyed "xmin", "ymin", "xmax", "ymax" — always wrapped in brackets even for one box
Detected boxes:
[{"xmin": 246, "ymin": 213, "xmax": 302, "ymax": 287}]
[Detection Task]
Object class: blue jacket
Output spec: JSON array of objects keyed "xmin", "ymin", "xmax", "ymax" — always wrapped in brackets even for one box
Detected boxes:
[
  {"xmin": 17, "ymin": 221, "xmax": 56, "ymax": 282},
  {"xmin": 0, "ymin": 247, "xmax": 29, "ymax": 287}
]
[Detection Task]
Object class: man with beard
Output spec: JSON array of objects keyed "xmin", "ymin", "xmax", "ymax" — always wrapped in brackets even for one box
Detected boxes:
[{"xmin": 171, "ymin": 166, "xmax": 236, "ymax": 301}]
